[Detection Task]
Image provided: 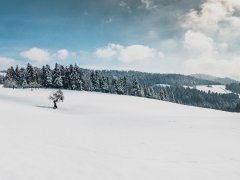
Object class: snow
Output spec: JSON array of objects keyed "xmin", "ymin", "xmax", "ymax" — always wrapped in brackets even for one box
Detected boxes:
[
  {"xmin": 0, "ymin": 85, "xmax": 240, "ymax": 180},
  {"xmin": 0, "ymin": 72, "xmax": 6, "ymax": 76},
  {"xmin": 153, "ymin": 84, "xmax": 171, "ymax": 87},
  {"xmin": 186, "ymin": 85, "xmax": 232, "ymax": 94}
]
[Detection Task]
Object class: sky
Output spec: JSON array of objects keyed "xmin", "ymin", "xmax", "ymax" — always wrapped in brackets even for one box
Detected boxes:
[{"xmin": 0, "ymin": 0, "xmax": 240, "ymax": 80}]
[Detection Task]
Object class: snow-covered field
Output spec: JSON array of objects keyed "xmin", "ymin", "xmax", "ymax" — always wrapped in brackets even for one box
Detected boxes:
[
  {"xmin": 0, "ymin": 72, "xmax": 6, "ymax": 76},
  {"xmin": 187, "ymin": 85, "xmax": 232, "ymax": 94},
  {"xmin": 0, "ymin": 85, "xmax": 240, "ymax": 180},
  {"xmin": 155, "ymin": 84, "xmax": 233, "ymax": 94}
]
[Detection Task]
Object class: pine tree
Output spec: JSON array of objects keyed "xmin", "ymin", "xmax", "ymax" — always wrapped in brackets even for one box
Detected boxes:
[
  {"xmin": 236, "ymin": 101, "xmax": 240, "ymax": 112},
  {"xmin": 115, "ymin": 78, "xmax": 124, "ymax": 95},
  {"xmin": 15, "ymin": 66, "xmax": 20, "ymax": 86},
  {"xmin": 18, "ymin": 67, "xmax": 26, "ymax": 87},
  {"xmin": 6, "ymin": 66, "xmax": 16, "ymax": 81},
  {"xmin": 164, "ymin": 87, "xmax": 170, "ymax": 101},
  {"xmin": 90, "ymin": 71, "xmax": 100, "ymax": 91},
  {"xmin": 26, "ymin": 63, "xmax": 35, "ymax": 84},
  {"xmin": 131, "ymin": 79, "xmax": 142, "ymax": 97},
  {"xmin": 110, "ymin": 76, "xmax": 118, "ymax": 93},
  {"xmin": 63, "ymin": 66, "xmax": 70, "ymax": 89},
  {"xmin": 69, "ymin": 65, "xmax": 83, "ymax": 90},
  {"xmin": 159, "ymin": 87, "xmax": 166, "ymax": 100},
  {"xmin": 123, "ymin": 76, "xmax": 128, "ymax": 95},
  {"xmin": 74, "ymin": 65, "xmax": 83, "ymax": 90},
  {"xmin": 99, "ymin": 76, "xmax": 109, "ymax": 93},
  {"xmin": 5, "ymin": 66, "xmax": 17, "ymax": 88},
  {"xmin": 52, "ymin": 63, "xmax": 63, "ymax": 88},
  {"xmin": 42, "ymin": 65, "xmax": 53, "ymax": 88},
  {"xmin": 54, "ymin": 76, "xmax": 63, "ymax": 88},
  {"xmin": 144, "ymin": 87, "xmax": 153, "ymax": 98},
  {"xmin": 22, "ymin": 79, "xmax": 28, "ymax": 88}
]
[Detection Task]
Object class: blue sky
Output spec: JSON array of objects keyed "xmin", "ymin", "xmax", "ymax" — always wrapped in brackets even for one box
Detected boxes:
[{"xmin": 1, "ymin": 0, "xmax": 240, "ymax": 79}]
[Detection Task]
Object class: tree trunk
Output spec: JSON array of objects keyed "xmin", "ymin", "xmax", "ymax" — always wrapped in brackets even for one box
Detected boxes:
[{"xmin": 53, "ymin": 100, "xmax": 58, "ymax": 109}]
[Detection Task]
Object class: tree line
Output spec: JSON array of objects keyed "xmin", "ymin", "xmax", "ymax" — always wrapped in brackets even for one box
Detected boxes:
[
  {"xmin": 226, "ymin": 83, "xmax": 240, "ymax": 94},
  {"xmin": 2, "ymin": 63, "xmax": 240, "ymax": 112}
]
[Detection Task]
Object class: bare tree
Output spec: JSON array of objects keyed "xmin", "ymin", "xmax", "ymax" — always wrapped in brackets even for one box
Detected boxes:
[{"xmin": 49, "ymin": 90, "xmax": 64, "ymax": 109}]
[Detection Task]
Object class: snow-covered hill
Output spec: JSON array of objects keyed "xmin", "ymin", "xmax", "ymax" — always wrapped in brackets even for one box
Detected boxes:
[
  {"xmin": 186, "ymin": 85, "xmax": 233, "ymax": 94},
  {"xmin": 0, "ymin": 86, "xmax": 240, "ymax": 180}
]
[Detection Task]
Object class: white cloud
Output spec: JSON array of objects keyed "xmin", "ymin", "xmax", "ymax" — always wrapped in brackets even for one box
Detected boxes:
[
  {"xmin": 20, "ymin": 47, "xmax": 51, "ymax": 62},
  {"xmin": 96, "ymin": 43, "xmax": 163, "ymax": 63},
  {"xmin": 182, "ymin": 0, "xmax": 240, "ymax": 32},
  {"xmin": 96, "ymin": 44, "xmax": 123, "ymax": 59},
  {"xmin": 183, "ymin": 30, "xmax": 215, "ymax": 55},
  {"xmin": 0, "ymin": 57, "xmax": 17, "ymax": 69},
  {"xmin": 55, "ymin": 49, "xmax": 69, "ymax": 60},
  {"xmin": 184, "ymin": 56, "xmax": 240, "ymax": 80},
  {"xmin": 119, "ymin": 45, "xmax": 156, "ymax": 63},
  {"xmin": 180, "ymin": 0, "xmax": 240, "ymax": 79}
]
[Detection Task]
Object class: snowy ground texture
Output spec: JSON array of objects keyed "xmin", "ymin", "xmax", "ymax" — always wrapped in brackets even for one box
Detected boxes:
[
  {"xmin": 0, "ymin": 85, "xmax": 240, "ymax": 180},
  {"xmin": 186, "ymin": 85, "xmax": 232, "ymax": 94}
]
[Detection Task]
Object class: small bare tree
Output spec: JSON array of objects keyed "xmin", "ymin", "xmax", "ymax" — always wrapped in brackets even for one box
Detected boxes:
[{"xmin": 49, "ymin": 89, "xmax": 64, "ymax": 109}]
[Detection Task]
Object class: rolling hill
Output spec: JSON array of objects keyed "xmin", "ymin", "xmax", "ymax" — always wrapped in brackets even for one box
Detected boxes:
[{"xmin": 0, "ymin": 86, "xmax": 240, "ymax": 180}]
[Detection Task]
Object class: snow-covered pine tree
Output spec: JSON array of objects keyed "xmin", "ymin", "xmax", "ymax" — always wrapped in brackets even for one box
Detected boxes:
[
  {"xmin": 4, "ymin": 66, "xmax": 17, "ymax": 88},
  {"xmin": 4, "ymin": 79, "xmax": 17, "ymax": 89},
  {"xmin": 74, "ymin": 65, "xmax": 84, "ymax": 90},
  {"xmin": 69, "ymin": 65, "xmax": 83, "ymax": 90},
  {"xmin": 26, "ymin": 63, "xmax": 35, "ymax": 85},
  {"xmin": 144, "ymin": 87, "xmax": 153, "ymax": 98},
  {"xmin": 62, "ymin": 66, "xmax": 70, "ymax": 89},
  {"xmin": 159, "ymin": 87, "xmax": 166, "ymax": 100},
  {"xmin": 123, "ymin": 76, "xmax": 128, "ymax": 95},
  {"xmin": 42, "ymin": 65, "xmax": 53, "ymax": 88},
  {"xmin": 110, "ymin": 76, "xmax": 117, "ymax": 93},
  {"xmin": 54, "ymin": 76, "xmax": 63, "ymax": 88},
  {"xmin": 0, "ymin": 75, "xmax": 4, "ymax": 84},
  {"xmin": 22, "ymin": 79, "xmax": 28, "ymax": 88},
  {"xmin": 99, "ymin": 76, "xmax": 109, "ymax": 93},
  {"xmin": 15, "ymin": 66, "xmax": 20, "ymax": 86},
  {"xmin": 5, "ymin": 66, "xmax": 16, "ymax": 82},
  {"xmin": 164, "ymin": 87, "xmax": 170, "ymax": 101},
  {"xmin": 131, "ymin": 79, "xmax": 143, "ymax": 97},
  {"xmin": 68, "ymin": 64, "xmax": 74, "ymax": 89},
  {"xmin": 149, "ymin": 87, "xmax": 156, "ymax": 99},
  {"xmin": 168, "ymin": 87, "xmax": 175, "ymax": 102},
  {"xmin": 115, "ymin": 78, "xmax": 125, "ymax": 95},
  {"xmin": 236, "ymin": 101, "xmax": 240, "ymax": 112},
  {"xmin": 18, "ymin": 67, "xmax": 26, "ymax": 87},
  {"xmin": 52, "ymin": 63, "xmax": 63, "ymax": 88},
  {"xmin": 90, "ymin": 71, "xmax": 100, "ymax": 92}
]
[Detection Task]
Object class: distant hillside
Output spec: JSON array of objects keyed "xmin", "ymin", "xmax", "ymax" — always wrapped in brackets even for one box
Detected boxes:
[
  {"xmin": 81, "ymin": 69, "xmax": 220, "ymax": 86},
  {"xmin": 191, "ymin": 74, "xmax": 239, "ymax": 85},
  {"xmin": 226, "ymin": 83, "xmax": 240, "ymax": 94}
]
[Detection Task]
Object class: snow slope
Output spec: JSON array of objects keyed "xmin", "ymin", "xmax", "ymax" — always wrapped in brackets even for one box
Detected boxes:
[
  {"xmin": 0, "ymin": 72, "xmax": 6, "ymax": 76},
  {"xmin": 185, "ymin": 85, "xmax": 232, "ymax": 94},
  {"xmin": 0, "ymin": 86, "xmax": 240, "ymax": 180},
  {"xmin": 195, "ymin": 85, "xmax": 232, "ymax": 94}
]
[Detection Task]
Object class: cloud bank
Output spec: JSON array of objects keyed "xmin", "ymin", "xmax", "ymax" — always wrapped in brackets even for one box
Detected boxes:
[
  {"xmin": 181, "ymin": 0, "xmax": 240, "ymax": 79},
  {"xmin": 20, "ymin": 48, "xmax": 51, "ymax": 63},
  {"xmin": 19, "ymin": 48, "xmax": 71, "ymax": 65},
  {"xmin": 96, "ymin": 43, "xmax": 164, "ymax": 64}
]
